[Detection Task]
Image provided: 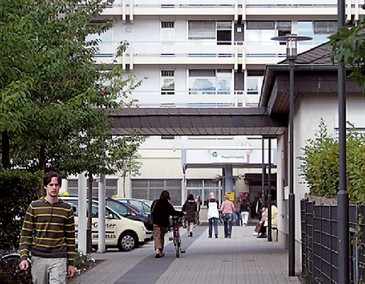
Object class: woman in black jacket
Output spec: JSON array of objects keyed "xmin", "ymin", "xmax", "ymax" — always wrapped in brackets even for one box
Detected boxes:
[
  {"xmin": 151, "ymin": 190, "xmax": 184, "ymax": 258},
  {"xmin": 182, "ymin": 194, "xmax": 197, "ymax": 237}
]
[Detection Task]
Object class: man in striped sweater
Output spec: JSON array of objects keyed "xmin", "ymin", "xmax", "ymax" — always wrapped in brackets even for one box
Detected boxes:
[{"xmin": 19, "ymin": 171, "xmax": 76, "ymax": 283}]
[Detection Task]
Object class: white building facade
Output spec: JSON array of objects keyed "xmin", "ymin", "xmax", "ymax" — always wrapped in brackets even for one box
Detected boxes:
[{"xmin": 66, "ymin": 0, "xmax": 364, "ymax": 204}]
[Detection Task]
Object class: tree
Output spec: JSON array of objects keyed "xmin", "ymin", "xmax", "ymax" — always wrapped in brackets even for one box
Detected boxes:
[
  {"xmin": 0, "ymin": 0, "xmax": 142, "ymax": 174},
  {"xmin": 108, "ymin": 136, "xmax": 146, "ymax": 197},
  {"xmin": 0, "ymin": 0, "xmax": 146, "ymax": 249},
  {"xmin": 329, "ymin": 16, "xmax": 365, "ymax": 89},
  {"xmin": 299, "ymin": 119, "xmax": 365, "ymax": 204}
]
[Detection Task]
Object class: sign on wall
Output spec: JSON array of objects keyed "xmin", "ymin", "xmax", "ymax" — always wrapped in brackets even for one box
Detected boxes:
[{"xmin": 210, "ymin": 150, "xmax": 247, "ymax": 163}]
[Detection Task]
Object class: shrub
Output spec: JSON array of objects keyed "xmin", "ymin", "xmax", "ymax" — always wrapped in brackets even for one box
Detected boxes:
[
  {"xmin": 299, "ymin": 119, "xmax": 365, "ymax": 204},
  {"xmin": 0, "ymin": 170, "xmax": 43, "ymax": 250}
]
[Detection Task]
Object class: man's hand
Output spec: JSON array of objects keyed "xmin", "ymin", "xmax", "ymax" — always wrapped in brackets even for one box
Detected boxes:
[
  {"xmin": 68, "ymin": 265, "xmax": 76, "ymax": 278},
  {"xmin": 19, "ymin": 259, "xmax": 29, "ymax": 271}
]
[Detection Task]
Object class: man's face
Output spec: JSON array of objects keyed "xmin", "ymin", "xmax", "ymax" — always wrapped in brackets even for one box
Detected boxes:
[{"xmin": 45, "ymin": 177, "xmax": 61, "ymax": 198}]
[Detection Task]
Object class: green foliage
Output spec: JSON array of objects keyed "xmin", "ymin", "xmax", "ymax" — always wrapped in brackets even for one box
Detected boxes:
[
  {"xmin": 329, "ymin": 18, "xmax": 365, "ymax": 90},
  {"xmin": 299, "ymin": 119, "xmax": 365, "ymax": 204},
  {"xmin": 0, "ymin": 0, "xmax": 143, "ymax": 173},
  {"xmin": 0, "ymin": 1, "xmax": 146, "ymax": 243},
  {"xmin": 108, "ymin": 135, "xmax": 146, "ymax": 196},
  {"xmin": 0, "ymin": 170, "xmax": 43, "ymax": 250},
  {"xmin": 74, "ymin": 251, "xmax": 95, "ymax": 270}
]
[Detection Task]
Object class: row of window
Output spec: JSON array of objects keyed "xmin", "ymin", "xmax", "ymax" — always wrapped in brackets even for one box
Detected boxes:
[
  {"xmin": 161, "ymin": 69, "xmax": 262, "ymax": 96},
  {"xmin": 67, "ymin": 178, "xmax": 224, "ymax": 206},
  {"xmin": 162, "ymin": 69, "xmax": 233, "ymax": 95}
]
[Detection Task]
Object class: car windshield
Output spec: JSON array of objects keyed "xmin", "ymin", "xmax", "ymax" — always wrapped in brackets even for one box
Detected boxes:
[
  {"xmin": 106, "ymin": 199, "xmax": 131, "ymax": 216},
  {"xmin": 117, "ymin": 198, "xmax": 152, "ymax": 214},
  {"xmin": 122, "ymin": 202, "xmax": 141, "ymax": 214}
]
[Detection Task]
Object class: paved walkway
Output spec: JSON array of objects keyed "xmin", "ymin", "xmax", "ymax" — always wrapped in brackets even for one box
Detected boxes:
[{"xmin": 69, "ymin": 223, "xmax": 302, "ymax": 284}]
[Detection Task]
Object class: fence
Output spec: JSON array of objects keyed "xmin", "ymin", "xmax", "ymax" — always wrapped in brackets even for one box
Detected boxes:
[{"xmin": 301, "ymin": 200, "xmax": 365, "ymax": 283}]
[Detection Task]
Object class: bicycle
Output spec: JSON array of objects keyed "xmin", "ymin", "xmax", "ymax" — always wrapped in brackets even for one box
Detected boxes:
[
  {"xmin": 0, "ymin": 251, "xmax": 32, "ymax": 284},
  {"xmin": 169, "ymin": 215, "xmax": 186, "ymax": 258}
]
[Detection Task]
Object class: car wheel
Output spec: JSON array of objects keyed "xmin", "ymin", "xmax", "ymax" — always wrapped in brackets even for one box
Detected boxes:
[{"xmin": 118, "ymin": 232, "xmax": 137, "ymax": 251}]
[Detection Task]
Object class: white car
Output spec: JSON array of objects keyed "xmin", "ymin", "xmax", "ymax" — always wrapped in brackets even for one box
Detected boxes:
[{"xmin": 62, "ymin": 197, "xmax": 149, "ymax": 251}]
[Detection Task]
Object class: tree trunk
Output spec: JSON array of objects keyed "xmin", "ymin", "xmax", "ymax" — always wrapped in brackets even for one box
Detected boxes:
[
  {"xmin": 1, "ymin": 131, "xmax": 11, "ymax": 169},
  {"xmin": 87, "ymin": 172, "xmax": 93, "ymax": 253},
  {"xmin": 39, "ymin": 144, "xmax": 46, "ymax": 172}
]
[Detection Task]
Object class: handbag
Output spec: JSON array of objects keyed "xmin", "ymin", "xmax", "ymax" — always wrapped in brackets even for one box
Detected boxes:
[
  {"xmin": 254, "ymin": 222, "xmax": 262, "ymax": 233},
  {"xmin": 145, "ymin": 200, "xmax": 157, "ymax": 230},
  {"xmin": 146, "ymin": 214, "xmax": 153, "ymax": 231}
]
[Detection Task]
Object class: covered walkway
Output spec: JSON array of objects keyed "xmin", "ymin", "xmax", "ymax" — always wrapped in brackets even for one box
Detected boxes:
[{"xmin": 108, "ymin": 107, "xmax": 287, "ymax": 137}]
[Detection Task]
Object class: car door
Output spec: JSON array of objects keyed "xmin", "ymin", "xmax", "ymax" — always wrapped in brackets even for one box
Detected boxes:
[{"xmin": 91, "ymin": 204, "xmax": 119, "ymax": 246}]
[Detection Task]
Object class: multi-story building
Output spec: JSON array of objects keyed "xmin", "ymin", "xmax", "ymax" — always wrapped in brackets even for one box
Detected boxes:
[
  {"xmin": 66, "ymin": 0, "xmax": 360, "ymax": 206},
  {"xmin": 61, "ymin": 0, "xmax": 365, "ymax": 274},
  {"xmin": 65, "ymin": 0, "xmax": 355, "ymax": 203}
]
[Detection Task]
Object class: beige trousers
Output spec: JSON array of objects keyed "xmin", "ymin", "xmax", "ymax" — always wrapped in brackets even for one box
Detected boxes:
[{"xmin": 31, "ymin": 256, "xmax": 67, "ymax": 284}]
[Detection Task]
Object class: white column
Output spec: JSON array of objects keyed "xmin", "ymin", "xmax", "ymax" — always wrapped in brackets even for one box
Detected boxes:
[
  {"xmin": 224, "ymin": 165, "xmax": 234, "ymax": 194},
  {"xmin": 78, "ymin": 173, "xmax": 87, "ymax": 254},
  {"xmin": 98, "ymin": 174, "xmax": 106, "ymax": 253}
]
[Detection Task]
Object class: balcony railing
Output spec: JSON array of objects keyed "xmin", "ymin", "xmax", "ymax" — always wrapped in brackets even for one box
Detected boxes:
[
  {"xmin": 125, "ymin": 90, "xmax": 259, "ymax": 108},
  {"xmin": 92, "ymin": 40, "xmax": 317, "ymax": 67},
  {"xmin": 107, "ymin": 0, "xmax": 338, "ymax": 9},
  {"xmin": 102, "ymin": 0, "xmax": 363, "ymax": 22}
]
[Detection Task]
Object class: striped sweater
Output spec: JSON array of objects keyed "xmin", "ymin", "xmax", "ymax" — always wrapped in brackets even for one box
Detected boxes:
[{"xmin": 19, "ymin": 197, "xmax": 75, "ymax": 266}]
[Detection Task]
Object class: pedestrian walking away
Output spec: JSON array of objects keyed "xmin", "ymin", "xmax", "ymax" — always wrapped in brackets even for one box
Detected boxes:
[
  {"xmin": 234, "ymin": 197, "xmax": 242, "ymax": 226},
  {"xmin": 19, "ymin": 171, "xmax": 76, "ymax": 284},
  {"xmin": 220, "ymin": 195, "xmax": 235, "ymax": 238},
  {"xmin": 151, "ymin": 190, "xmax": 184, "ymax": 258},
  {"xmin": 194, "ymin": 195, "xmax": 202, "ymax": 226},
  {"xmin": 207, "ymin": 192, "xmax": 220, "ymax": 238},
  {"xmin": 182, "ymin": 194, "xmax": 197, "ymax": 237},
  {"xmin": 240, "ymin": 197, "xmax": 250, "ymax": 226}
]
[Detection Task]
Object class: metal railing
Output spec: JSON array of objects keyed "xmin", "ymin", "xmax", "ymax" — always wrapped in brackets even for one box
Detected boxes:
[{"xmin": 301, "ymin": 200, "xmax": 365, "ymax": 283}]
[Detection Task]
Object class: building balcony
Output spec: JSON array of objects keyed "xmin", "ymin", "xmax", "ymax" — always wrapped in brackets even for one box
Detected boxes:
[
  {"xmin": 101, "ymin": 0, "xmax": 361, "ymax": 22},
  {"xmin": 126, "ymin": 90, "xmax": 259, "ymax": 108},
  {"xmin": 93, "ymin": 40, "xmax": 316, "ymax": 68}
]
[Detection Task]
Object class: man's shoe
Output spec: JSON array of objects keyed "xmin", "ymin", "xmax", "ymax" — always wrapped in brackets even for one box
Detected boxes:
[
  {"xmin": 215, "ymin": 234, "xmax": 218, "ymax": 238},
  {"xmin": 189, "ymin": 232, "xmax": 193, "ymax": 237}
]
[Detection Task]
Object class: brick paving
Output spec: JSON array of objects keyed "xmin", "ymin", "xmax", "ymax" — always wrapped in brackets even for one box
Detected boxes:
[{"xmin": 69, "ymin": 223, "xmax": 302, "ymax": 284}]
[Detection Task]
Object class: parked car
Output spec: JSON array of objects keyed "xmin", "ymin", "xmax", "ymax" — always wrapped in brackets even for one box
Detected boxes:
[
  {"xmin": 105, "ymin": 197, "xmax": 152, "ymax": 235},
  {"xmin": 62, "ymin": 197, "xmax": 149, "ymax": 251},
  {"xmin": 116, "ymin": 198, "xmax": 153, "ymax": 214}
]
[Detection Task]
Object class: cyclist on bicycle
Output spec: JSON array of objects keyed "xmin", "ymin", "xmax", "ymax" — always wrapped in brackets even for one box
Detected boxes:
[{"xmin": 151, "ymin": 190, "xmax": 184, "ymax": 258}]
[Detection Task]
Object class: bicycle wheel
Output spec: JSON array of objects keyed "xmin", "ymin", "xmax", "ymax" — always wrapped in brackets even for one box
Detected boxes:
[{"xmin": 1, "ymin": 254, "xmax": 32, "ymax": 284}]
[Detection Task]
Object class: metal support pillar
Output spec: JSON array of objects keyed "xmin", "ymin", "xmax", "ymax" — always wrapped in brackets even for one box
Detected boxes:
[
  {"xmin": 267, "ymin": 138, "xmax": 272, "ymax": 242},
  {"xmin": 288, "ymin": 56, "xmax": 295, "ymax": 276}
]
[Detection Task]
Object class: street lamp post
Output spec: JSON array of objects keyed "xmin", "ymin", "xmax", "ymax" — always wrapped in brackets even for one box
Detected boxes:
[
  {"xmin": 271, "ymin": 34, "xmax": 312, "ymax": 276},
  {"xmin": 337, "ymin": 0, "xmax": 349, "ymax": 282}
]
